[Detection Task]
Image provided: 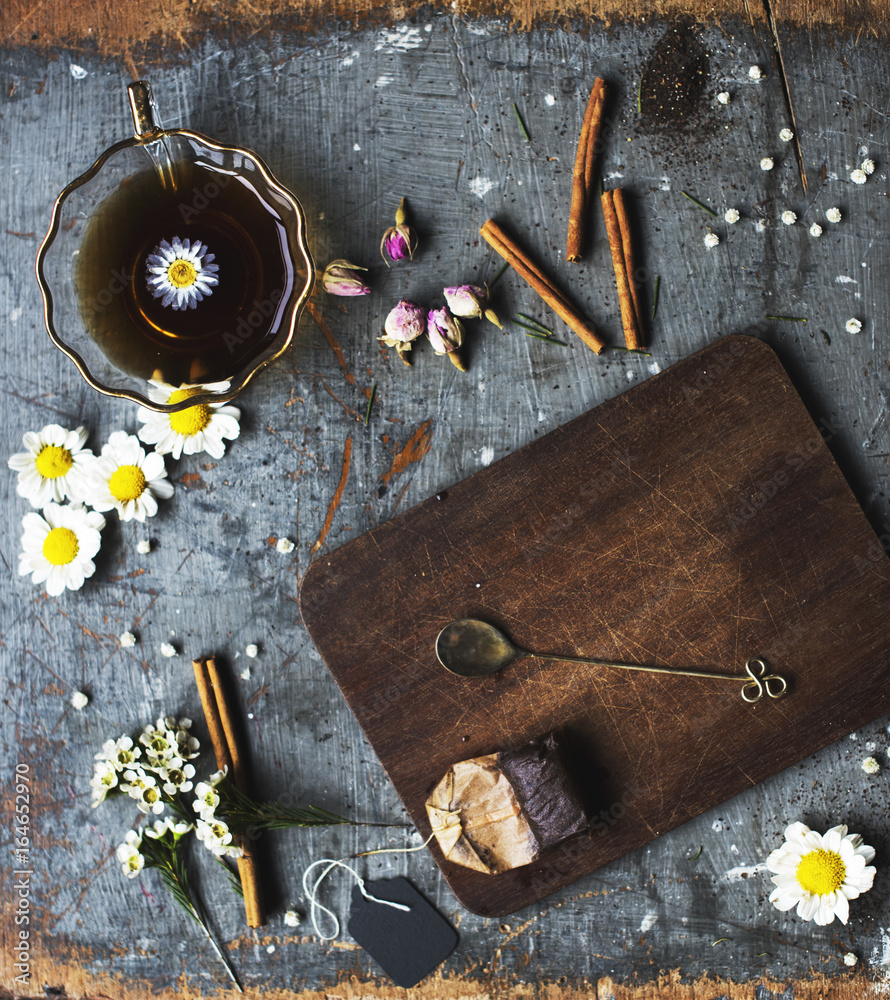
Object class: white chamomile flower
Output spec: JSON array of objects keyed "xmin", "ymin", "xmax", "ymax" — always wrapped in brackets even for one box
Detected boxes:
[
  {"xmin": 18, "ymin": 502, "xmax": 105, "ymax": 597},
  {"xmin": 826, "ymin": 207, "xmax": 842, "ymax": 223},
  {"xmin": 146, "ymin": 236, "xmax": 219, "ymax": 311},
  {"xmin": 724, "ymin": 208, "xmax": 740, "ymax": 224},
  {"xmin": 91, "ymin": 759, "xmax": 118, "ymax": 805},
  {"xmin": 766, "ymin": 822, "xmax": 876, "ymax": 925},
  {"xmin": 846, "ymin": 318, "xmax": 863, "ymax": 335},
  {"xmin": 83, "ymin": 431, "xmax": 173, "ymax": 522},
  {"xmin": 116, "ymin": 830, "xmax": 145, "ymax": 878},
  {"xmin": 781, "ymin": 210, "xmax": 797, "ymax": 225},
  {"xmin": 704, "ymin": 233, "xmax": 720, "ymax": 249},
  {"xmin": 760, "ymin": 157, "xmax": 774, "ymax": 171},
  {"xmin": 8, "ymin": 424, "xmax": 93, "ymax": 508},
  {"xmin": 137, "ymin": 381, "xmax": 241, "ymax": 460}
]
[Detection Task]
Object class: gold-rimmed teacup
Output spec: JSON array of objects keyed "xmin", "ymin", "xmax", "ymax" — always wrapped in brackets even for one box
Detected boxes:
[{"xmin": 36, "ymin": 81, "xmax": 315, "ymax": 413}]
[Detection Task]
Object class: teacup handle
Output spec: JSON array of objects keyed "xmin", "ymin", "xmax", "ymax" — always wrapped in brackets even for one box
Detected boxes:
[{"xmin": 128, "ymin": 81, "xmax": 162, "ymax": 139}]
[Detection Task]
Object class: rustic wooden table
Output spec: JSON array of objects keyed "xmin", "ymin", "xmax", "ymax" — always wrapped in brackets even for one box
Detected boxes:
[{"xmin": 1, "ymin": 2, "xmax": 889, "ymax": 997}]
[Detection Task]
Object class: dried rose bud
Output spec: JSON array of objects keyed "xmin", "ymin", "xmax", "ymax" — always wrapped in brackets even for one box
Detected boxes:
[
  {"xmin": 322, "ymin": 259, "xmax": 371, "ymax": 296},
  {"xmin": 427, "ymin": 307, "xmax": 466, "ymax": 371},
  {"xmin": 380, "ymin": 198, "xmax": 419, "ymax": 265},
  {"xmin": 379, "ymin": 299, "xmax": 426, "ymax": 365},
  {"xmin": 443, "ymin": 283, "xmax": 503, "ymax": 329}
]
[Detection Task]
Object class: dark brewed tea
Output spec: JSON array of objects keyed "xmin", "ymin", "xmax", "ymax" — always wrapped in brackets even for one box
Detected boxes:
[{"xmin": 75, "ymin": 159, "xmax": 296, "ymax": 387}]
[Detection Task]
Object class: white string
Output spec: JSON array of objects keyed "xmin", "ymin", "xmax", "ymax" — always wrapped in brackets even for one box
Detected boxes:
[{"xmin": 301, "ymin": 858, "xmax": 411, "ymax": 941}]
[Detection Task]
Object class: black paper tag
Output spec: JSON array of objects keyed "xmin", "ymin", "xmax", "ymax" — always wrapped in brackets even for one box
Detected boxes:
[{"xmin": 347, "ymin": 876, "xmax": 458, "ymax": 988}]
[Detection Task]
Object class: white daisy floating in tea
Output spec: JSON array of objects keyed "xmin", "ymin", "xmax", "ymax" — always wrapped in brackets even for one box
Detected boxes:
[
  {"xmin": 146, "ymin": 236, "xmax": 219, "ymax": 310},
  {"xmin": 18, "ymin": 502, "xmax": 105, "ymax": 596},
  {"xmin": 137, "ymin": 380, "xmax": 241, "ymax": 460}
]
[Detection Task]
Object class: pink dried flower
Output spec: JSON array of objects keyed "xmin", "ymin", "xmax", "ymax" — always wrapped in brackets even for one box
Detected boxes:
[
  {"xmin": 380, "ymin": 198, "xmax": 419, "ymax": 264},
  {"xmin": 443, "ymin": 283, "xmax": 502, "ymax": 328},
  {"xmin": 379, "ymin": 300, "xmax": 426, "ymax": 365},
  {"xmin": 321, "ymin": 259, "xmax": 371, "ymax": 296},
  {"xmin": 427, "ymin": 307, "xmax": 466, "ymax": 371}
]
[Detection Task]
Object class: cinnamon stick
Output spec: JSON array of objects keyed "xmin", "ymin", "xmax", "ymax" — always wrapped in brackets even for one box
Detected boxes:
[
  {"xmin": 567, "ymin": 78, "xmax": 607, "ymax": 263},
  {"xmin": 480, "ymin": 218, "xmax": 606, "ymax": 355},
  {"xmin": 193, "ymin": 657, "xmax": 266, "ymax": 928},
  {"xmin": 601, "ymin": 188, "xmax": 644, "ymax": 351}
]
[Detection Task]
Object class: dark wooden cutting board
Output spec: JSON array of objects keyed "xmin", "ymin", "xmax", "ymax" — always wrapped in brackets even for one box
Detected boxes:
[{"xmin": 299, "ymin": 336, "xmax": 890, "ymax": 917}]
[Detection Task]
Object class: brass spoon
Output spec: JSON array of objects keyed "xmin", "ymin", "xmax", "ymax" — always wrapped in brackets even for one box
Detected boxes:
[{"xmin": 435, "ymin": 619, "xmax": 787, "ymax": 704}]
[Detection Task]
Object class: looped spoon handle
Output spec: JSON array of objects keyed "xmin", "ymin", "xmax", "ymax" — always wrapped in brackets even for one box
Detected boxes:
[{"xmin": 435, "ymin": 619, "xmax": 789, "ymax": 704}]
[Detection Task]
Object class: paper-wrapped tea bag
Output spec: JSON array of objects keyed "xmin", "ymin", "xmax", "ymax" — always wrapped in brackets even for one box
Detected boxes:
[{"xmin": 425, "ymin": 732, "xmax": 588, "ymax": 874}]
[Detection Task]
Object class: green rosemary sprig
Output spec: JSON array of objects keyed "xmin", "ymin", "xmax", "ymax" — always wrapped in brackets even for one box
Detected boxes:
[
  {"xmin": 651, "ymin": 275, "xmax": 661, "ymax": 319},
  {"xmin": 765, "ymin": 315, "xmax": 807, "ymax": 322},
  {"xmin": 513, "ymin": 102, "xmax": 531, "ymax": 141},
  {"xmin": 365, "ymin": 384, "xmax": 376, "ymax": 425}
]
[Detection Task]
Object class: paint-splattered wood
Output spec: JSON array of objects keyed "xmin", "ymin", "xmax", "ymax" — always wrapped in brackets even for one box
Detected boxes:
[{"xmin": 300, "ymin": 336, "xmax": 890, "ymax": 915}]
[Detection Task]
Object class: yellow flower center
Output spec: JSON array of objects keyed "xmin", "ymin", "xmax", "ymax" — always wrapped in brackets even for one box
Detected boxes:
[
  {"xmin": 166, "ymin": 259, "xmax": 198, "ymax": 289},
  {"xmin": 43, "ymin": 527, "xmax": 79, "ymax": 566},
  {"xmin": 108, "ymin": 464, "xmax": 146, "ymax": 502},
  {"xmin": 35, "ymin": 444, "xmax": 73, "ymax": 480},
  {"xmin": 168, "ymin": 388, "xmax": 211, "ymax": 437},
  {"xmin": 796, "ymin": 849, "xmax": 846, "ymax": 896}
]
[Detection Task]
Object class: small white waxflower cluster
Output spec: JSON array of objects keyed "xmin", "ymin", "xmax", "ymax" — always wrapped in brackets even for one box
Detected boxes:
[
  {"xmin": 193, "ymin": 769, "xmax": 243, "ymax": 858},
  {"xmin": 704, "ymin": 232, "xmax": 720, "ymax": 249},
  {"xmin": 9, "ymin": 385, "xmax": 241, "ymax": 596},
  {"xmin": 115, "ymin": 816, "xmax": 193, "ymax": 879},
  {"xmin": 780, "ymin": 127, "xmax": 794, "ymax": 142},
  {"xmin": 91, "ymin": 717, "xmax": 199, "ymax": 809},
  {"xmin": 846, "ymin": 318, "xmax": 863, "ymax": 335},
  {"xmin": 861, "ymin": 755, "xmax": 880, "ymax": 773},
  {"xmin": 781, "ymin": 210, "xmax": 797, "ymax": 226}
]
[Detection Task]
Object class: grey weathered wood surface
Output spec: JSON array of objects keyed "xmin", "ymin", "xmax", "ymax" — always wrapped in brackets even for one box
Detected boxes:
[{"xmin": 1, "ymin": 12, "xmax": 889, "ymax": 997}]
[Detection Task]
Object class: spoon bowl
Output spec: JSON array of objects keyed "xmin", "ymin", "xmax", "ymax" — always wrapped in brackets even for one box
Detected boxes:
[{"xmin": 435, "ymin": 619, "xmax": 521, "ymax": 677}]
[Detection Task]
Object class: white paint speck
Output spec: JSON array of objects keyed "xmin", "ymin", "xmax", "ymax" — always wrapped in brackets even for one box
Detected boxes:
[
  {"xmin": 468, "ymin": 176, "xmax": 497, "ymax": 199},
  {"xmin": 374, "ymin": 25, "xmax": 425, "ymax": 52},
  {"xmin": 353, "ymin": 143, "xmax": 361, "ymax": 151},
  {"xmin": 835, "ymin": 275, "xmax": 857, "ymax": 284},
  {"xmin": 341, "ymin": 50, "xmax": 360, "ymax": 67},
  {"xmin": 723, "ymin": 863, "xmax": 767, "ymax": 880},
  {"xmin": 755, "ymin": 219, "xmax": 767, "ymax": 233},
  {"xmin": 640, "ymin": 912, "xmax": 658, "ymax": 933},
  {"xmin": 266, "ymin": 944, "xmax": 275, "ymax": 954},
  {"xmin": 659, "ymin": 176, "xmax": 671, "ymax": 191},
  {"xmin": 10, "ymin": 307, "xmax": 22, "ymax": 323},
  {"xmin": 480, "ymin": 446, "xmax": 495, "ymax": 466},
  {"xmin": 625, "ymin": 370, "xmax": 636, "ymax": 382},
  {"xmin": 70, "ymin": 64, "xmax": 88, "ymax": 79},
  {"xmin": 544, "ymin": 94, "xmax": 556, "ymax": 106},
  {"xmin": 647, "ymin": 362, "xmax": 661, "ymax": 375},
  {"xmin": 712, "ymin": 819, "xmax": 726, "ymax": 832},
  {"xmin": 605, "ymin": 170, "xmax": 625, "ymax": 181},
  {"xmin": 374, "ymin": 74, "xmax": 395, "ymax": 88},
  {"xmin": 730, "ymin": 843, "xmax": 740, "ymax": 854}
]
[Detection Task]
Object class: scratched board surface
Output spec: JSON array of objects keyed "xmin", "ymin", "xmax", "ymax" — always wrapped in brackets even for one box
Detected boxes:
[
  {"xmin": 300, "ymin": 336, "xmax": 890, "ymax": 915},
  {"xmin": 2, "ymin": 9, "xmax": 890, "ymax": 999}
]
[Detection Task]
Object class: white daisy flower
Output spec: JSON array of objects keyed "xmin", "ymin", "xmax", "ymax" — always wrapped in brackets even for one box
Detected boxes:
[
  {"xmin": 18, "ymin": 502, "xmax": 105, "ymax": 597},
  {"xmin": 8, "ymin": 424, "xmax": 93, "ymax": 508},
  {"xmin": 766, "ymin": 821, "xmax": 876, "ymax": 925},
  {"xmin": 137, "ymin": 381, "xmax": 241, "ymax": 460},
  {"xmin": 82, "ymin": 431, "xmax": 173, "ymax": 522},
  {"xmin": 124, "ymin": 770, "xmax": 166, "ymax": 815},
  {"xmin": 146, "ymin": 236, "xmax": 219, "ymax": 311},
  {"xmin": 194, "ymin": 779, "xmax": 221, "ymax": 819},
  {"xmin": 139, "ymin": 718, "xmax": 179, "ymax": 763},
  {"xmin": 116, "ymin": 830, "xmax": 145, "ymax": 878},
  {"xmin": 95, "ymin": 735, "xmax": 140, "ymax": 771}
]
